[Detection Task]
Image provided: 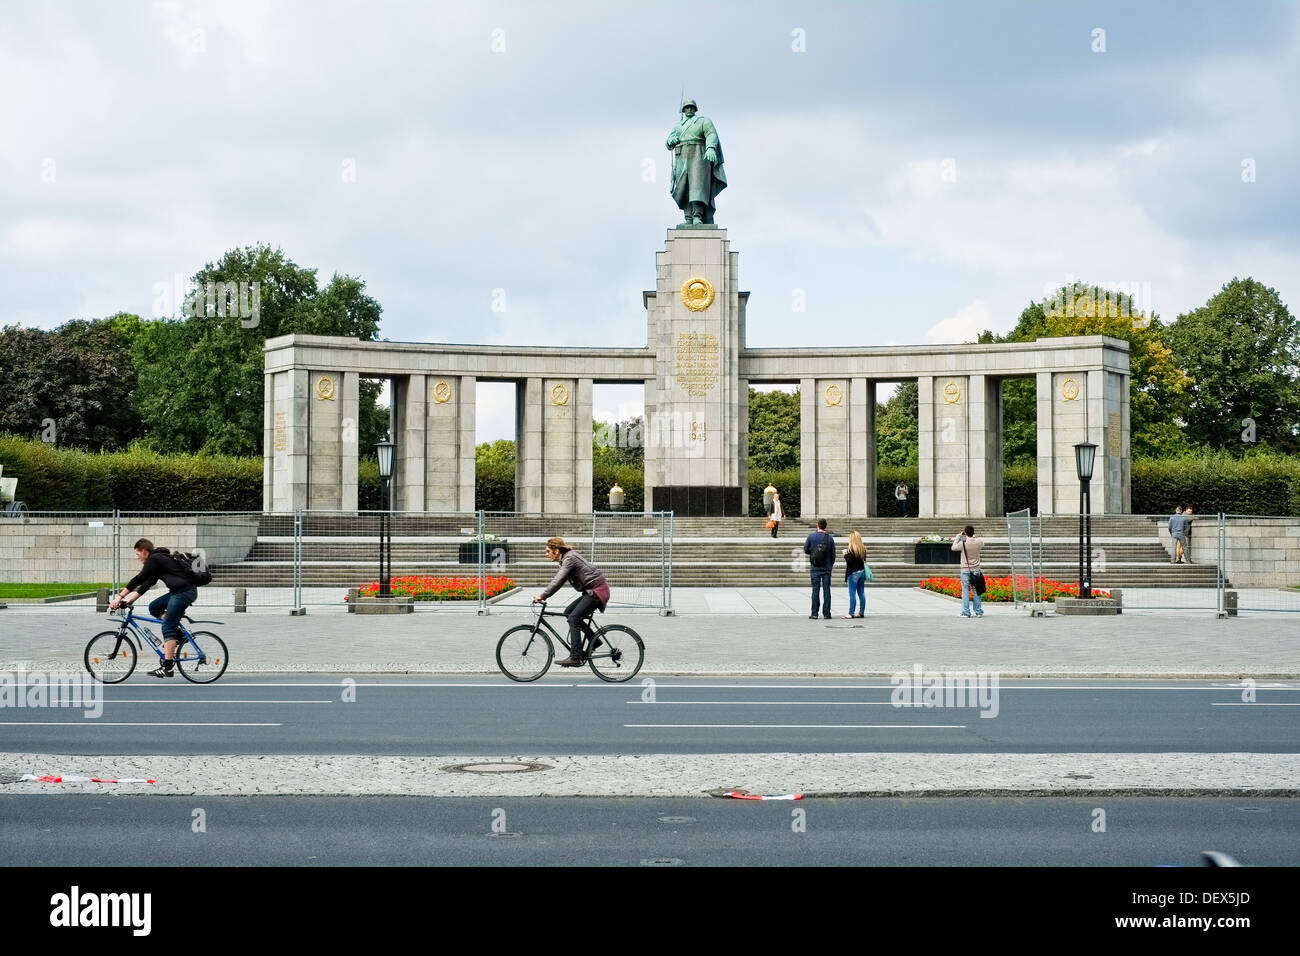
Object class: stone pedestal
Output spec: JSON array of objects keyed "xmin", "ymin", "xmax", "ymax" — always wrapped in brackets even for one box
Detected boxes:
[
  {"xmin": 644, "ymin": 227, "xmax": 745, "ymax": 515},
  {"xmin": 1055, "ymin": 596, "xmax": 1121, "ymax": 615},
  {"xmin": 352, "ymin": 596, "xmax": 415, "ymax": 614}
]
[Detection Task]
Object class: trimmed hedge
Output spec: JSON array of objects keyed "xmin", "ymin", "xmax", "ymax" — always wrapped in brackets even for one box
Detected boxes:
[{"xmin": 5, "ymin": 434, "xmax": 1298, "ymax": 516}]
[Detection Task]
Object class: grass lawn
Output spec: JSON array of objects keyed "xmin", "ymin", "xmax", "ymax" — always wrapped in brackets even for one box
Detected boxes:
[{"xmin": 0, "ymin": 583, "xmax": 111, "ymax": 598}]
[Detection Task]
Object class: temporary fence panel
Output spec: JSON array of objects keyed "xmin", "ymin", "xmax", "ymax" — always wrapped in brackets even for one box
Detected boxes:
[
  {"xmin": 1004, "ymin": 508, "xmax": 1041, "ymax": 609},
  {"xmin": 1219, "ymin": 515, "xmax": 1300, "ymax": 615},
  {"xmin": 1109, "ymin": 512, "xmax": 1221, "ymax": 613},
  {"xmin": 479, "ymin": 512, "xmax": 593, "ymax": 614},
  {"xmin": 116, "ymin": 511, "xmax": 274, "ymax": 612},
  {"xmin": 0, "ymin": 511, "xmax": 117, "ymax": 608},
  {"xmin": 590, "ymin": 511, "xmax": 673, "ymax": 610}
]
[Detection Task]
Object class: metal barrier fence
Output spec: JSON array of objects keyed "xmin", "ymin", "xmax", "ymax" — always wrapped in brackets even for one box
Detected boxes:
[
  {"xmin": 1004, "ymin": 508, "xmax": 1044, "ymax": 610},
  {"xmin": 0, "ymin": 510, "xmax": 674, "ymax": 614}
]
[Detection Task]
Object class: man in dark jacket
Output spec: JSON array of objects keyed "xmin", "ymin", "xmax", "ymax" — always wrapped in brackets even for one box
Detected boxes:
[
  {"xmin": 803, "ymin": 518, "xmax": 836, "ymax": 619},
  {"xmin": 109, "ymin": 538, "xmax": 198, "ymax": 678}
]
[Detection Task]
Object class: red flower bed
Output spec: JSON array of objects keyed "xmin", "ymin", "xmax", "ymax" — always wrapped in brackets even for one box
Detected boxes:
[
  {"xmin": 347, "ymin": 575, "xmax": 516, "ymax": 602},
  {"xmin": 919, "ymin": 575, "xmax": 1109, "ymax": 602}
]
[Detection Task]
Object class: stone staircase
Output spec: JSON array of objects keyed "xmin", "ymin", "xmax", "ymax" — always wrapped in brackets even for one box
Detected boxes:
[{"xmin": 211, "ymin": 514, "xmax": 1221, "ymax": 590}]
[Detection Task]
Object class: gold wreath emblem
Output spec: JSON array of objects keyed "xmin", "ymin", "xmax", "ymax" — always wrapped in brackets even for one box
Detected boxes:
[
  {"xmin": 433, "ymin": 380, "xmax": 452, "ymax": 404},
  {"xmin": 942, "ymin": 381, "xmax": 961, "ymax": 404},
  {"xmin": 550, "ymin": 383, "xmax": 569, "ymax": 406},
  {"xmin": 681, "ymin": 277, "xmax": 715, "ymax": 312},
  {"xmin": 824, "ymin": 383, "xmax": 843, "ymax": 406},
  {"xmin": 1061, "ymin": 378, "xmax": 1080, "ymax": 401},
  {"xmin": 315, "ymin": 376, "xmax": 336, "ymax": 401}
]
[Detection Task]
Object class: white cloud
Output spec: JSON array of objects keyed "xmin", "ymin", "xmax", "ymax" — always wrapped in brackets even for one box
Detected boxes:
[{"xmin": 926, "ymin": 300, "xmax": 994, "ymax": 345}]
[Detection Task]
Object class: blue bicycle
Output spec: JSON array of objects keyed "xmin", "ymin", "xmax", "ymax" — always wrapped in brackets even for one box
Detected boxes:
[{"xmin": 84, "ymin": 607, "xmax": 229, "ymax": 684}]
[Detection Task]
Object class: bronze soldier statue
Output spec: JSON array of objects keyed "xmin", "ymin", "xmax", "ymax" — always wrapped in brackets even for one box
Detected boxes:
[{"xmin": 667, "ymin": 99, "xmax": 726, "ymax": 225}]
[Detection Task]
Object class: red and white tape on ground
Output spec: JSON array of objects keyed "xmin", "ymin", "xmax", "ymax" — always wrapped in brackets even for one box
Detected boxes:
[
  {"xmin": 722, "ymin": 791, "xmax": 803, "ymax": 800},
  {"xmin": 22, "ymin": 774, "xmax": 156, "ymax": 784}
]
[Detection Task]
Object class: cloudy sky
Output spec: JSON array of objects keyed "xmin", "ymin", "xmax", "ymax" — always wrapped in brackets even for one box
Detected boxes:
[{"xmin": 4, "ymin": 0, "xmax": 1298, "ymax": 439}]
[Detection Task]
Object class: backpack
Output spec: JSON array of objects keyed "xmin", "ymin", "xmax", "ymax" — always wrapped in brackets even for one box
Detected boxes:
[
  {"xmin": 170, "ymin": 551, "xmax": 213, "ymax": 587},
  {"xmin": 809, "ymin": 534, "xmax": 832, "ymax": 567}
]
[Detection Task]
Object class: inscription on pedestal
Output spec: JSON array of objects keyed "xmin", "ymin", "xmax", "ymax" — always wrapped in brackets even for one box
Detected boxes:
[
  {"xmin": 273, "ymin": 411, "xmax": 288, "ymax": 452},
  {"xmin": 675, "ymin": 332, "xmax": 719, "ymax": 397}
]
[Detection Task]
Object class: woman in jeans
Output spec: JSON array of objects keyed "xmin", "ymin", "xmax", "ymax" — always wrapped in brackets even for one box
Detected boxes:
[{"xmin": 842, "ymin": 530, "xmax": 867, "ymax": 618}]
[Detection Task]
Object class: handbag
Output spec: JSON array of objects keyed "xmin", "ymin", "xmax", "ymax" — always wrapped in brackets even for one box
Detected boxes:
[
  {"xmin": 862, "ymin": 564, "xmax": 874, "ymax": 582},
  {"xmin": 961, "ymin": 540, "xmax": 986, "ymax": 595},
  {"xmin": 765, "ymin": 519, "xmax": 776, "ymax": 529}
]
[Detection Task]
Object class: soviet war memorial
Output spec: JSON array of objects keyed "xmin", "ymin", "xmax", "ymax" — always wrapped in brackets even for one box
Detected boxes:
[{"xmin": 1, "ymin": 0, "xmax": 1298, "ymax": 916}]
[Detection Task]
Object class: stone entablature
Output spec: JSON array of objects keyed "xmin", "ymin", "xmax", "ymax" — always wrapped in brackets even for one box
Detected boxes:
[{"xmin": 264, "ymin": 228, "xmax": 1131, "ymax": 517}]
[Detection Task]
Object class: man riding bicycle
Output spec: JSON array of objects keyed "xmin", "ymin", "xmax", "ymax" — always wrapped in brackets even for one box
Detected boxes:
[
  {"xmin": 533, "ymin": 536, "xmax": 610, "ymax": 667},
  {"xmin": 109, "ymin": 538, "xmax": 198, "ymax": 679}
]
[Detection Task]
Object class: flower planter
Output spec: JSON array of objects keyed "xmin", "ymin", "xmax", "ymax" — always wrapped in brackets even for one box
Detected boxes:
[
  {"xmin": 914, "ymin": 542, "xmax": 960, "ymax": 564},
  {"xmin": 458, "ymin": 542, "xmax": 511, "ymax": 565}
]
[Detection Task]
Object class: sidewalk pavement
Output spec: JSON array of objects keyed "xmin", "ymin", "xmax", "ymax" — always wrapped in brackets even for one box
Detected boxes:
[{"xmin": 1, "ymin": 588, "xmax": 1295, "ymax": 677}]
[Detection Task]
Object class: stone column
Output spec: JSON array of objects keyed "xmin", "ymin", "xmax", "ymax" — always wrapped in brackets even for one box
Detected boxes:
[
  {"xmin": 395, "ymin": 374, "xmax": 427, "ymax": 512},
  {"xmin": 269, "ymin": 368, "xmax": 309, "ymax": 513},
  {"xmin": 643, "ymin": 376, "xmax": 657, "ymax": 514},
  {"xmin": 516, "ymin": 378, "xmax": 543, "ymax": 514},
  {"xmin": 457, "ymin": 375, "xmax": 476, "ymax": 512},
  {"xmin": 542, "ymin": 377, "xmax": 582, "ymax": 514},
  {"xmin": 1043, "ymin": 371, "xmax": 1090, "ymax": 514},
  {"xmin": 850, "ymin": 378, "xmax": 875, "ymax": 516},
  {"xmin": 307, "ymin": 371, "xmax": 347, "ymax": 511},
  {"xmin": 917, "ymin": 375, "xmax": 935, "ymax": 517},
  {"xmin": 425, "ymin": 375, "xmax": 472, "ymax": 512},
  {"xmin": 738, "ymin": 377, "xmax": 749, "ymax": 515},
  {"xmin": 575, "ymin": 378, "xmax": 593, "ymax": 514},
  {"xmin": 644, "ymin": 227, "xmax": 743, "ymax": 515},
  {"xmin": 340, "ymin": 372, "xmax": 359, "ymax": 512},
  {"xmin": 1036, "ymin": 371, "xmax": 1054, "ymax": 516},
  {"xmin": 812, "ymin": 378, "xmax": 851, "ymax": 515},
  {"xmin": 931, "ymin": 375, "xmax": 971, "ymax": 516},
  {"xmin": 799, "ymin": 377, "xmax": 816, "ymax": 517}
]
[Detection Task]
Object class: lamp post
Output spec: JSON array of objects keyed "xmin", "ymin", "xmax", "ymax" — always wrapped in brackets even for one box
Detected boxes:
[
  {"xmin": 376, "ymin": 438, "xmax": 395, "ymax": 598},
  {"xmin": 1074, "ymin": 442, "xmax": 1097, "ymax": 600}
]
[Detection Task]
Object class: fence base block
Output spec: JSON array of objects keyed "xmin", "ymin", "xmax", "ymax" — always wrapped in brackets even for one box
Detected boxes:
[
  {"xmin": 289, "ymin": 607, "xmax": 308, "ymax": 616},
  {"xmin": 352, "ymin": 597, "xmax": 414, "ymax": 614},
  {"xmin": 1055, "ymin": 597, "xmax": 1121, "ymax": 616},
  {"xmin": 658, "ymin": 608, "xmax": 676, "ymax": 616}
]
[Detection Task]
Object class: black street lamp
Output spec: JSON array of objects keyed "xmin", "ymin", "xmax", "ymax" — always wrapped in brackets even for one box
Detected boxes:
[
  {"xmin": 376, "ymin": 438, "xmax": 395, "ymax": 598},
  {"xmin": 1074, "ymin": 441, "xmax": 1097, "ymax": 599}
]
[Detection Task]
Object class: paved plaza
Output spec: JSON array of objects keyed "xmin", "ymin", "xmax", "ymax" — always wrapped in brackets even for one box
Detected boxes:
[{"xmin": 2, "ymin": 587, "xmax": 1295, "ymax": 676}]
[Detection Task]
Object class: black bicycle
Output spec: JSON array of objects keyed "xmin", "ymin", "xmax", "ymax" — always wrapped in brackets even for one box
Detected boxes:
[{"xmin": 496, "ymin": 601, "xmax": 644, "ymax": 683}]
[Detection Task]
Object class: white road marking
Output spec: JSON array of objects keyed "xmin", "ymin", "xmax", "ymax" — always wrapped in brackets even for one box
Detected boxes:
[{"xmin": 623, "ymin": 723, "xmax": 967, "ymax": 729}]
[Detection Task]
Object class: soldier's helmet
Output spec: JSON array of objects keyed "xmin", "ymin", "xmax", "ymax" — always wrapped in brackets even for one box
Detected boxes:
[{"xmin": 681, "ymin": 98, "xmax": 697, "ymax": 111}]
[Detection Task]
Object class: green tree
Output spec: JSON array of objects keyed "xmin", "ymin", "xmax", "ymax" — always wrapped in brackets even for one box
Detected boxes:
[
  {"xmin": 0, "ymin": 316, "xmax": 142, "ymax": 451},
  {"xmin": 593, "ymin": 415, "xmax": 644, "ymax": 466},
  {"xmin": 998, "ymin": 282, "xmax": 1190, "ymax": 460},
  {"xmin": 748, "ymin": 388, "xmax": 800, "ymax": 470},
  {"xmin": 131, "ymin": 244, "xmax": 383, "ymax": 456},
  {"xmin": 1167, "ymin": 277, "xmax": 1300, "ymax": 453},
  {"xmin": 875, "ymin": 381, "xmax": 918, "ymax": 466}
]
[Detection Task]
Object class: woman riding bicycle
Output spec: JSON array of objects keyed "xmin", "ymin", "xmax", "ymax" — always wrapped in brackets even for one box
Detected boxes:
[{"xmin": 533, "ymin": 536, "xmax": 610, "ymax": 667}]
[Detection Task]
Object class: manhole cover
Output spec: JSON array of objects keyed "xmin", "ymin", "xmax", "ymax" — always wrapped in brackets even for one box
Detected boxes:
[
  {"xmin": 641, "ymin": 858, "xmax": 685, "ymax": 867},
  {"xmin": 658, "ymin": 816, "xmax": 696, "ymax": 824},
  {"xmin": 441, "ymin": 761, "xmax": 552, "ymax": 775}
]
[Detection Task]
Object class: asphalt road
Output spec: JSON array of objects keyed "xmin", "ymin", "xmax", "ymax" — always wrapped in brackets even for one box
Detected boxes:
[
  {"xmin": 2, "ymin": 676, "xmax": 1297, "ymax": 756},
  {"xmin": 3, "ymin": 795, "xmax": 1295, "ymax": 866}
]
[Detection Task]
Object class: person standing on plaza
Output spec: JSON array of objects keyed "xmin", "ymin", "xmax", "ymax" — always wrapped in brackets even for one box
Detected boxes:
[
  {"xmin": 1179, "ymin": 505, "xmax": 1194, "ymax": 564},
  {"xmin": 768, "ymin": 491, "xmax": 784, "ymax": 538},
  {"xmin": 894, "ymin": 483, "xmax": 910, "ymax": 518},
  {"xmin": 951, "ymin": 525, "xmax": 984, "ymax": 618},
  {"xmin": 1169, "ymin": 506, "xmax": 1188, "ymax": 564},
  {"xmin": 842, "ymin": 530, "xmax": 867, "ymax": 619},
  {"xmin": 804, "ymin": 518, "xmax": 836, "ymax": 619}
]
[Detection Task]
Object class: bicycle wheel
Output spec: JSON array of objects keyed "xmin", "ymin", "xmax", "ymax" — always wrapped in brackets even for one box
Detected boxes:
[
  {"xmin": 587, "ymin": 624, "xmax": 644, "ymax": 682},
  {"xmin": 176, "ymin": 631, "xmax": 228, "ymax": 684},
  {"xmin": 496, "ymin": 625, "xmax": 553, "ymax": 682},
  {"xmin": 85, "ymin": 631, "xmax": 136, "ymax": 683}
]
